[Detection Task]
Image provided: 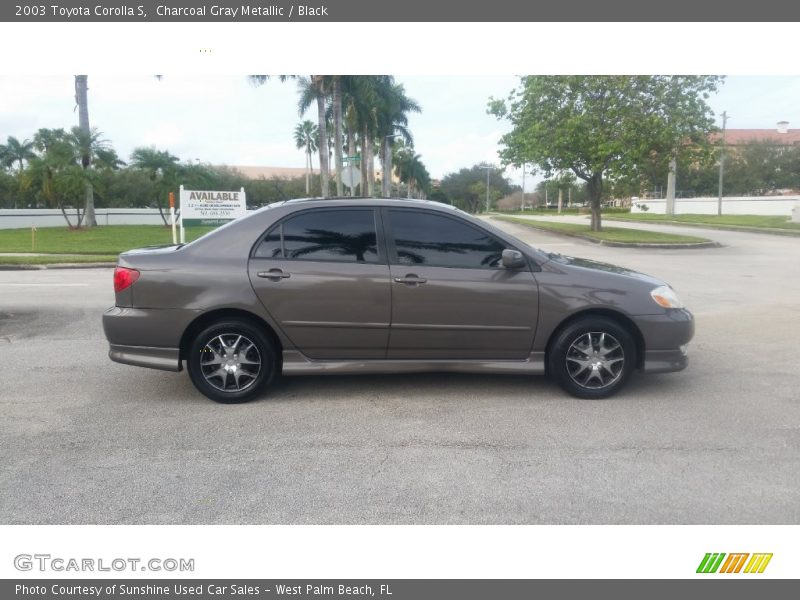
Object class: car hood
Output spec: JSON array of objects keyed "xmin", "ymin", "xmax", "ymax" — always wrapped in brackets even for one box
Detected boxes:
[{"xmin": 545, "ymin": 253, "xmax": 667, "ymax": 287}]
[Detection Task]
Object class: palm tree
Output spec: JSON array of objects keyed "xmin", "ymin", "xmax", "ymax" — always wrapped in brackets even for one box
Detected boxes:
[
  {"xmin": 25, "ymin": 127, "xmax": 89, "ymax": 226},
  {"xmin": 331, "ymin": 76, "xmax": 344, "ymax": 196},
  {"xmin": 376, "ymin": 82, "xmax": 420, "ymax": 197},
  {"xmin": 341, "ymin": 76, "xmax": 378, "ymax": 195},
  {"xmin": 340, "ymin": 76, "xmax": 393, "ymax": 196},
  {"xmin": 129, "ymin": 147, "xmax": 181, "ymax": 225},
  {"xmin": 0, "ymin": 136, "xmax": 37, "ymax": 209},
  {"xmin": 74, "ymin": 75, "xmax": 97, "ymax": 227},
  {"xmin": 297, "ymin": 76, "xmax": 331, "ymax": 197},
  {"xmin": 294, "ymin": 120, "xmax": 318, "ymax": 195},
  {"xmin": 0, "ymin": 136, "xmax": 36, "ymax": 172}
]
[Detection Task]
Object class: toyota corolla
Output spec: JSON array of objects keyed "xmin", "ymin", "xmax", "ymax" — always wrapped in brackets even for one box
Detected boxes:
[{"xmin": 103, "ymin": 198, "xmax": 693, "ymax": 403}]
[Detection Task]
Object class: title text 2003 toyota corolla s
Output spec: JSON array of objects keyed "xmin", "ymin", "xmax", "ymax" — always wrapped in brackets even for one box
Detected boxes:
[{"xmin": 102, "ymin": 198, "xmax": 693, "ymax": 403}]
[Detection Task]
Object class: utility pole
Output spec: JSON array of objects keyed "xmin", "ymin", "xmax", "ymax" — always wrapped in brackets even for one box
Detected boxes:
[
  {"xmin": 717, "ymin": 111, "xmax": 729, "ymax": 216},
  {"xmin": 520, "ymin": 163, "xmax": 525, "ymax": 211}
]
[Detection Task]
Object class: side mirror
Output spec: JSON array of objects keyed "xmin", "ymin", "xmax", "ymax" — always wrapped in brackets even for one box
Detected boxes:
[{"xmin": 501, "ymin": 249, "xmax": 525, "ymax": 269}]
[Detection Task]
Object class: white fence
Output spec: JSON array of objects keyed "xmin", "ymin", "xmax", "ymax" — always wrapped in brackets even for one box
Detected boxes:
[
  {"xmin": 0, "ymin": 208, "xmax": 174, "ymax": 230},
  {"xmin": 631, "ymin": 196, "xmax": 800, "ymax": 216}
]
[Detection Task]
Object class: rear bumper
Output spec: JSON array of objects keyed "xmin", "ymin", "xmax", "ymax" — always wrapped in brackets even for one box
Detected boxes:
[
  {"xmin": 109, "ymin": 344, "xmax": 181, "ymax": 371},
  {"xmin": 103, "ymin": 305, "xmax": 198, "ymax": 371},
  {"xmin": 635, "ymin": 308, "xmax": 694, "ymax": 374}
]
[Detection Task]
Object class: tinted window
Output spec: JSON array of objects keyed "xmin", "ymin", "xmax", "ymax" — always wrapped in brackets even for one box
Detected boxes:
[
  {"xmin": 255, "ymin": 209, "xmax": 379, "ymax": 263},
  {"xmin": 254, "ymin": 228, "xmax": 282, "ymax": 258},
  {"xmin": 388, "ymin": 210, "xmax": 505, "ymax": 269}
]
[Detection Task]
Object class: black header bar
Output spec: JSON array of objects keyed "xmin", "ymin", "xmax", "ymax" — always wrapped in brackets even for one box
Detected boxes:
[{"xmin": 2, "ymin": 0, "xmax": 799, "ymax": 22}]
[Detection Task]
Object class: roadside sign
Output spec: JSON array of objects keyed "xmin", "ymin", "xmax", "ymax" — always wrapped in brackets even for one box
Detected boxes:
[
  {"xmin": 179, "ymin": 185, "xmax": 247, "ymax": 242},
  {"xmin": 342, "ymin": 165, "xmax": 362, "ymax": 189}
]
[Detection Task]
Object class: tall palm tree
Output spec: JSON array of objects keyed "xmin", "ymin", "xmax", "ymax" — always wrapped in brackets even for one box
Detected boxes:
[
  {"xmin": 294, "ymin": 120, "xmax": 318, "ymax": 195},
  {"xmin": 376, "ymin": 82, "xmax": 420, "ymax": 197},
  {"xmin": 331, "ymin": 76, "xmax": 344, "ymax": 196},
  {"xmin": 341, "ymin": 76, "xmax": 394, "ymax": 196},
  {"xmin": 297, "ymin": 76, "xmax": 331, "ymax": 197},
  {"xmin": 74, "ymin": 75, "xmax": 97, "ymax": 227},
  {"xmin": 341, "ymin": 76, "xmax": 379, "ymax": 195}
]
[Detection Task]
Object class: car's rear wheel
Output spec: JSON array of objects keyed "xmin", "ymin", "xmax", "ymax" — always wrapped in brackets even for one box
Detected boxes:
[
  {"xmin": 548, "ymin": 316, "xmax": 636, "ymax": 399},
  {"xmin": 187, "ymin": 319, "xmax": 276, "ymax": 403}
]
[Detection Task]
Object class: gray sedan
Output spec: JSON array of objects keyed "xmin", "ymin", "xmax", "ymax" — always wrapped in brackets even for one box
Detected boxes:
[{"xmin": 103, "ymin": 198, "xmax": 693, "ymax": 403}]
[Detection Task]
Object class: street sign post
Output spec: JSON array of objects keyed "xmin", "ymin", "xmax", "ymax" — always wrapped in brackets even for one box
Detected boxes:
[{"xmin": 341, "ymin": 165, "xmax": 362, "ymax": 189}]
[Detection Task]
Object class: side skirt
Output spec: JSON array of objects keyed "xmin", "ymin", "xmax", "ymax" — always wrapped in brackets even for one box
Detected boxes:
[{"xmin": 281, "ymin": 350, "xmax": 546, "ymax": 376}]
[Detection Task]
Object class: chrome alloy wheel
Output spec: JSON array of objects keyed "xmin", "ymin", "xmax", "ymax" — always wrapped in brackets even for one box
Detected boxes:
[
  {"xmin": 565, "ymin": 331, "xmax": 625, "ymax": 390},
  {"xmin": 200, "ymin": 334, "xmax": 262, "ymax": 392}
]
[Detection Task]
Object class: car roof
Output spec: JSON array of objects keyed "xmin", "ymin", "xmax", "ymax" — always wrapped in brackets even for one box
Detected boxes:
[{"xmin": 271, "ymin": 196, "xmax": 462, "ymax": 212}]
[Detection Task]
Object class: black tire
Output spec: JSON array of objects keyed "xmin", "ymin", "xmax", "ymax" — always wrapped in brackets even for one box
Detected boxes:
[
  {"xmin": 187, "ymin": 319, "xmax": 277, "ymax": 403},
  {"xmin": 548, "ymin": 316, "xmax": 636, "ymax": 399}
]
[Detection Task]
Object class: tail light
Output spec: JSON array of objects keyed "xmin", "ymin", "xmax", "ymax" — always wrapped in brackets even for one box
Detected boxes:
[{"xmin": 114, "ymin": 266, "xmax": 140, "ymax": 292}]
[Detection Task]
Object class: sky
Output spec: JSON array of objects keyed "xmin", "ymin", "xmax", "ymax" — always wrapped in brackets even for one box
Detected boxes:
[{"xmin": 1, "ymin": 75, "xmax": 799, "ymax": 190}]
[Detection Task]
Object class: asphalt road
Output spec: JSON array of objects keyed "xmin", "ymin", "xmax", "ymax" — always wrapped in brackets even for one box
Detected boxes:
[{"xmin": 1, "ymin": 219, "xmax": 799, "ymax": 524}]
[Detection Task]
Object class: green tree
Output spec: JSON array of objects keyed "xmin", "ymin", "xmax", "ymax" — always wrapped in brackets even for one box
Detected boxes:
[
  {"xmin": 0, "ymin": 136, "xmax": 36, "ymax": 172},
  {"xmin": 394, "ymin": 144, "xmax": 430, "ymax": 199},
  {"xmin": 129, "ymin": 147, "xmax": 181, "ymax": 224},
  {"xmin": 489, "ymin": 75, "xmax": 721, "ymax": 230},
  {"xmin": 0, "ymin": 136, "xmax": 36, "ymax": 208},
  {"xmin": 293, "ymin": 120, "xmax": 319, "ymax": 195},
  {"xmin": 439, "ymin": 163, "xmax": 515, "ymax": 213}
]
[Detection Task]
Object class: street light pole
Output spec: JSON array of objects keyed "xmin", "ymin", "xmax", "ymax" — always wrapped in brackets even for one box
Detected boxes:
[
  {"xmin": 483, "ymin": 165, "xmax": 492, "ymax": 212},
  {"xmin": 717, "ymin": 111, "xmax": 729, "ymax": 216}
]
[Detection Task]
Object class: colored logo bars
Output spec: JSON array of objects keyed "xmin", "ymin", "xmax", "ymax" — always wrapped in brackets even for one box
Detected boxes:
[{"xmin": 696, "ymin": 553, "xmax": 773, "ymax": 574}]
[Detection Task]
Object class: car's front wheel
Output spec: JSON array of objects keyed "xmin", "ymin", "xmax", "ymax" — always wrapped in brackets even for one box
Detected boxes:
[
  {"xmin": 187, "ymin": 319, "xmax": 277, "ymax": 403},
  {"xmin": 548, "ymin": 316, "xmax": 636, "ymax": 399}
]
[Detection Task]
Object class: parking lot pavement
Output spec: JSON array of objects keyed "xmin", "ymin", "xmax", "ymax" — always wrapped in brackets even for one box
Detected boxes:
[{"xmin": 1, "ymin": 224, "xmax": 799, "ymax": 525}]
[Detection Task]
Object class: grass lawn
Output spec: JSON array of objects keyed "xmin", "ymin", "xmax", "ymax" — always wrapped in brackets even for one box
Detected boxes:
[
  {"xmin": 495, "ymin": 207, "xmax": 631, "ymax": 217},
  {"xmin": 496, "ymin": 216, "xmax": 711, "ymax": 245},
  {"xmin": 0, "ymin": 254, "xmax": 118, "ymax": 265},
  {"xmin": 0, "ymin": 225, "xmax": 215, "ymax": 255},
  {"xmin": 606, "ymin": 213, "xmax": 800, "ymax": 232}
]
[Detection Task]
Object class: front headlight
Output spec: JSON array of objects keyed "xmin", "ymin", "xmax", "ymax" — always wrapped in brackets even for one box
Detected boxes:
[{"xmin": 650, "ymin": 285, "xmax": 685, "ymax": 309}]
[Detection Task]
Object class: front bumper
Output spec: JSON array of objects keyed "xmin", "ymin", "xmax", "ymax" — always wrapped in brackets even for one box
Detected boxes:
[{"xmin": 635, "ymin": 308, "xmax": 694, "ymax": 374}]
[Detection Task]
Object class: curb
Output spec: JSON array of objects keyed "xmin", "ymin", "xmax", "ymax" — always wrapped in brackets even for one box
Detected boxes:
[
  {"xmin": 0, "ymin": 262, "xmax": 116, "ymax": 270},
  {"xmin": 492, "ymin": 218, "xmax": 721, "ymax": 249},
  {"xmin": 602, "ymin": 217, "xmax": 800, "ymax": 237}
]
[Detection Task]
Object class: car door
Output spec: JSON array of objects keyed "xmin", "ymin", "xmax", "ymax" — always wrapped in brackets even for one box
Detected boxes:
[
  {"xmin": 248, "ymin": 207, "xmax": 391, "ymax": 360},
  {"xmin": 385, "ymin": 208, "xmax": 538, "ymax": 360}
]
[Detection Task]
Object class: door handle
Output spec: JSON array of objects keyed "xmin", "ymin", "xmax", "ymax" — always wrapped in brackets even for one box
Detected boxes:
[
  {"xmin": 257, "ymin": 269, "xmax": 291, "ymax": 281},
  {"xmin": 393, "ymin": 274, "xmax": 427, "ymax": 285}
]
